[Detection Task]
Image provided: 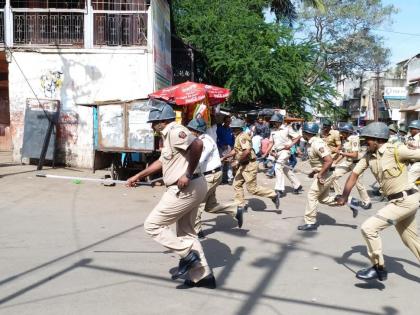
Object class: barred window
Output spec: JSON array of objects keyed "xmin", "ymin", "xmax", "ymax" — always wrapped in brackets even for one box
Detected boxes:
[
  {"xmin": 11, "ymin": 1, "xmax": 85, "ymax": 9},
  {"xmin": 12, "ymin": 1, "xmax": 84, "ymax": 46},
  {"xmin": 93, "ymin": 0, "xmax": 149, "ymax": 47},
  {"xmin": 92, "ymin": 0, "xmax": 148, "ymax": 11},
  {"xmin": 0, "ymin": 1, "xmax": 4, "ymax": 43}
]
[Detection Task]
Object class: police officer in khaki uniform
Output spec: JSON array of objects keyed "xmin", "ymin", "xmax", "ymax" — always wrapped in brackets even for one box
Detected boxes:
[
  {"xmin": 322, "ymin": 119, "xmax": 342, "ymax": 160},
  {"xmin": 407, "ymin": 120, "xmax": 420, "ymax": 186},
  {"xmin": 388, "ymin": 123, "xmax": 400, "ymax": 144},
  {"xmin": 222, "ymin": 118, "xmax": 279, "ymax": 212},
  {"xmin": 337, "ymin": 122, "xmax": 420, "ymax": 281},
  {"xmin": 331, "ymin": 123, "xmax": 371, "ymax": 208},
  {"xmin": 186, "ymin": 118, "xmax": 242, "ymax": 238},
  {"xmin": 126, "ymin": 101, "xmax": 215, "ymax": 289},
  {"xmin": 298, "ymin": 122, "xmax": 339, "ymax": 231}
]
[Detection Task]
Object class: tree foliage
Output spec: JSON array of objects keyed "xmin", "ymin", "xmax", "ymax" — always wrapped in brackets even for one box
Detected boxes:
[
  {"xmin": 298, "ymin": 0, "xmax": 396, "ymax": 84},
  {"xmin": 171, "ymin": 0, "xmax": 334, "ymax": 115}
]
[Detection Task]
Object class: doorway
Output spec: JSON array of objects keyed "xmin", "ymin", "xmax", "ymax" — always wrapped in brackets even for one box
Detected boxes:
[{"xmin": 0, "ymin": 51, "xmax": 10, "ymax": 151}]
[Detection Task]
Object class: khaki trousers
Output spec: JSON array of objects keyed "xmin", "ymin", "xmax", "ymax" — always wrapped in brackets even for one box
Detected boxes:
[
  {"xmin": 361, "ymin": 192, "xmax": 420, "ymax": 266},
  {"xmin": 144, "ymin": 176, "xmax": 211, "ymax": 282},
  {"xmin": 274, "ymin": 161, "xmax": 301, "ymax": 191},
  {"xmin": 195, "ymin": 171, "xmax": 237, "ymax": 233},
  {"xmin": 408, "ymin": 162, "xmax": 420, "ymax": 188},
  {"xmin": 233, "ymin": 161, "xmax": 276, "ymax": 207},
  {"xmin": 304, "ymin": 174, "xmax": 338, "ymax": 224},
  {"xmin": 332, "ymin": 165, "xmax": 371, "ymax": 204}
]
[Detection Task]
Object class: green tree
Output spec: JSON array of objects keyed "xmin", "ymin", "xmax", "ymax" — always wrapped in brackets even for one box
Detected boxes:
[
  {"xmin": 171, "ymin": 0, "xmax": 334, "ymax": 115},
  {"xmin": 298, "ymin": 0, "xmax": 396, "ymax": 84}
]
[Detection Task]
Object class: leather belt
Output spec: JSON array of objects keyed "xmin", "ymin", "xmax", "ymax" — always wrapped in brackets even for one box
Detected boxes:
[
  {"xmin": 190, "ymin": 173, "xmax": 201, "ymax": 180},
  {"xmin": 203, "ymin": 166, "xmax": 222, "ymax": 176},
  {"xmin": 387, "ymin": 188, "xmax": 417, "ymax": 201}
]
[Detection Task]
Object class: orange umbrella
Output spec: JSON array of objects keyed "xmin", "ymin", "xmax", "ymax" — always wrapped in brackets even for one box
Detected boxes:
[{"xmin": 149, "ymin": 81, "xmax": 230, "ymax": 106}]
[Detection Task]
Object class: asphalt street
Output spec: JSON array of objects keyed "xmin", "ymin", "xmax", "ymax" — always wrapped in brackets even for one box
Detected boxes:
[{"xmin": 0, "ymin": 152, "xmax": 419, "ymax": 315}]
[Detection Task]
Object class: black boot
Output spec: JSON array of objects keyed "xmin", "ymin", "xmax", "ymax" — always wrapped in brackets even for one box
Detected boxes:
[
  {"xmin": 235, "ymin": 207, "xmax": 244, "ymax": 228},
  {"xmin": 197, "ymin": 230, "xmax": 205, "ymax": 239},
  {"xmin": 293, "ymin": 185, "xmax": 303, "ymax": 194},
  {"xmin": 297, "ymin": 223, "xmax": 318, "ymax": 231},
  {"xmin": 356, "ymin": 265, "xmax": 388, "ymax": 281},
  {"xmin": 178, "ymin": 274, "xmax": 217, "ymax": 289},
  {"xmin": 360, "ymin": 202, "xmax": 372, "ymax": 210},
  {"xmin": 172, "ymin": 251, "xmax": 200, "ymax": 280},
  {"xmin": 272, "ymin": 192, "xmax": 280, "ymax": 209}
]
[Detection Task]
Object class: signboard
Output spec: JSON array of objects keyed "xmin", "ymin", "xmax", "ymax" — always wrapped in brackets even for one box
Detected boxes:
[
  {"xmin": 153, "ymin": 0, "xmax": 172, "ymax": 90},
  {"xmin": 22, "ymin": 99, "xmax": 60, "ymax": 160},
  {"xmin": 127, "ymin": 101, "xmax": 154, "ymax": 151},
  {"xmin": 384, "ymin": 87, "xmax": 407, "ymax": 100}
]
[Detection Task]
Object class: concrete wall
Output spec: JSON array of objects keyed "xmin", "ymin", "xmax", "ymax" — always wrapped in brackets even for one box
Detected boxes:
[
  {"xmin": 8, "ymin": 49, "xmax": 154, "ymax": 168},
  {"xmin": 407, "ymin": 57, "xmax": 420, "ymax": 106}
]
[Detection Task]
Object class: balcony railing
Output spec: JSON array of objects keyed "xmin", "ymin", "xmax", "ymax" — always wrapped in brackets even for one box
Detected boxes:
[{"xmin": 13, "ymin": 12, "xmax": 84, "ymax": 46}]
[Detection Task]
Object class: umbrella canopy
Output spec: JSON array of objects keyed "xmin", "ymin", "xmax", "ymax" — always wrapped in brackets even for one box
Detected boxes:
[{"xmin": 149, "ymin": 81, "xmax": 230, "ymax": 106}]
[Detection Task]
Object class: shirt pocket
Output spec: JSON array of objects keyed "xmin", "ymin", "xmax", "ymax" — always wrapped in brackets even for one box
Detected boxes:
[
  {"xmin": 161, "ymin": 147, "xmax": 173, "ymax": 160},
  {"xmin": 383, "ymin": 165, "xmax": 402, "ymax": 179}
]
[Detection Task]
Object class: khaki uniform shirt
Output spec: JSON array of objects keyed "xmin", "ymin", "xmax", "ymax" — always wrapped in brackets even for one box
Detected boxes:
[
  {"xmin": 159, "ymin": 122, "xmax": 197, "ymax": 186},
  {"xmin": 407, "ymin": 133, "xmax": 420, "ymax": 149},
  {"xmin": 353, "ymin": 142, "xmax": 420, "ymax": 196},
  {"xmin": 339, "ymin": 135, "xmax": 360, "ymax": 167},
  {"xmin": 323, "ymin": 130, "xmax": 341, "ymax": 157},
  {"xmin": 308, "ymin": 136, "xmax": 331, "ymax": 171},
  {"xmin": 234, "ymin": 132, "xmax": 256, "ymax": 161}
]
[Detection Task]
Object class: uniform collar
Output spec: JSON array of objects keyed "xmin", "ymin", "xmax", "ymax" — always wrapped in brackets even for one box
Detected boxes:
[
  {"xmin": 308, "ymin": 136, "xmax": 319, "ymax": 144},
  {"xmin": 377, "ymin": 142, "xmax": 388, "ymax": 155},
  {"xmin": 161, "ymin": 121, "xmax": 177, "ymax": 137}
]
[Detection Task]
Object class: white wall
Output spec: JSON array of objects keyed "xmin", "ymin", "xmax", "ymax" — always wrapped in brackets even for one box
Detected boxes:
[{"xmin": 8, "ymin": 50, "xmax": 154, "ymax": 168}]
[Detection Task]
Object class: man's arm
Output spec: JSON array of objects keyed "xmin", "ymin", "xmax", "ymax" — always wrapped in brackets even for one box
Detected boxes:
[
  {"xmin": 126, "ymin": 160, "xmax": 162, "ymax": 187},
  {"xmin": 238, "ymin": 148, "xmax": 251, "ymax": 163},
  {"xmin": 335, "ymin": 172, "xmax": 359, "ymax": 205},
  {"xmin": 317, "ymin": 155, "xmax": 333, "ymax": 184},
  {"xmin": 178, "ymin": 138, "xmax": 203, "ymax": 189}
]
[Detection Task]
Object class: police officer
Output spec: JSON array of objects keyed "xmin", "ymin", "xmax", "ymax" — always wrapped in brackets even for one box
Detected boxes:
[
  {"xmin": 337, "ymin": 122, "xmax": 420, "ymax": 281},
  {"xmin": 298, "ymin": 122, "xmax": 338, "ymax": 231},
  {"xmin": 399, "ymin": 125, "xmax": 408, "ymax": 144},
  {"xmin": 321, "ymin": 119, "xmax": 342, "ymax": 160},
  {"xmin": 126, "ymin": 101, "xmax": 215, "ymax": 289},
  {"xmin": 388, "ymin": 123, "xmax": 400, "ymax": 144},
  {"xmin": 407, "ymin": 120, "xmax": 420, "ymax": 186},
  {"xmin": 263, "ymin": 114, "xmax": 303, "ymax": 198},
  {"xmin": 331, "ymin": 123, "xmax": 371, "ymax": 209},
  {"xmin": 221, "ymin": 118, "xmax": 279, "ymax": 212},
  {"xmin": 187, "ymin": 118, "xmax": 242, "ymax": 239}
]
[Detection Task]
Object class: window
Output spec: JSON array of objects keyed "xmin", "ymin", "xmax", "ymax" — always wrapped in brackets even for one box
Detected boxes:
[
  {"xmin": 93, "ymin": 1, "xmax": 149, "ymax": 47},
  {"xmin": 11, "ymin": 1, "xmax": 85, "ymax": 9},
  {"xmin": 0, "ymin": 1, "xmax": 4, "ymax": 43},
  {"xmin": 12, "ymin": 1, "xmax": 85, "ymax": 46}
]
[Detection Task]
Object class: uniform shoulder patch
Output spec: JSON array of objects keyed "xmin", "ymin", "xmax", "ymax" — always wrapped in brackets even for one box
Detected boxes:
[
  {"xmin": 319, "ymin": 147, "xmax": 325, "ymax": 153},
  {"xmin": 241, "ymin": 138, "xmax": 247, "ymax": 144},
  {"xmin": 178, "ymin": 131, "xmax": 187, "ymax": 139},
  {"xmin": 352, "ymin": 141, "xmax": 358, "ymax": 147}
]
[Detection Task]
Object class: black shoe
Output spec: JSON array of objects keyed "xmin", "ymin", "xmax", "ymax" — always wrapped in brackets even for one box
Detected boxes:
[
  {"xmin": 272, "ymin": 194, "xmax": 280, "ymax": 209},
  {"xmin": 235, "ymin": 207, "xmax": 244, "ymax": 228},
  {"xmin": 197, "ymin": 230, "xmax": 205, "ymax": 239},
  {"xmin": 297, "ymin": 223, "xmax": 318, "ymax": 231},
  {"xmin": 356, "ymin": 265, "xmax": 388, "ymax": 281},
  {"xmin": 179, "ymin": 274, "xmax": 216, "ymax": 289},
  {"xmin": 349, "ymin": 205, "xmax": 359, "ymax": 218},
  {"xmin": 360, "ymin": 202, "xmax": 372, "ymax": 210},
  {"xmin": 293, "ymin": 185, "xmax": 303, "ymax": 195},
  {"xmin": 171, "ymin": 251, "xmax": 200, "ymax": 280}
]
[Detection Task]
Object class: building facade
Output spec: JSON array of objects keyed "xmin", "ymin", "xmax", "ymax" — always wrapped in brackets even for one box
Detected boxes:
[{"xmin": 0, "ymin": 0, "xmax": 172, "ymax": 167}]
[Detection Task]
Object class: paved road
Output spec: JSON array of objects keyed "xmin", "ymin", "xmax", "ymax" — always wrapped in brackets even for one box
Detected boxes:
[{"xmin": 1, "ymin": 153, "xmax": 419, "ymax": 315}]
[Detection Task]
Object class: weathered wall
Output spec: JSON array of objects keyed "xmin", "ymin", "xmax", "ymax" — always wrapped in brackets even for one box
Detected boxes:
[{"xmin": 8, "ymin": 50, "xmax": 154, "ymax": 168}]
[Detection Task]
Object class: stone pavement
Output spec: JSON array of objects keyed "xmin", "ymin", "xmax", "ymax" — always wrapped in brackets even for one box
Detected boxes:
[{"xmin": 0, "ymin": 153, "xmax": 419, "ymax": 315}]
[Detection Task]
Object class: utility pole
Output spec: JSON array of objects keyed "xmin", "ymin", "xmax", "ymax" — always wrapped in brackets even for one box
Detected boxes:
[{"xmin": 375, "ymin": 70, "xmax": 380, "ymax": 122}]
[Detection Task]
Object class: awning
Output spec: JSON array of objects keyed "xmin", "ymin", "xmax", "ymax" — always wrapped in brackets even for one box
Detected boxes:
[{"xmin": 400, "ymin": 104, "xmax": 420, "ymax": 112}]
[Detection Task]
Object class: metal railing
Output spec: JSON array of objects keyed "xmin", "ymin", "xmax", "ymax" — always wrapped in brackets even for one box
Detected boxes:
[
  {"xmin": 94, "ymin": 13, "xmax": 147, "ymax": 47},
  {"xmin": 13, "ymin": 12, "xmax": 84, "ymax": 46}
]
